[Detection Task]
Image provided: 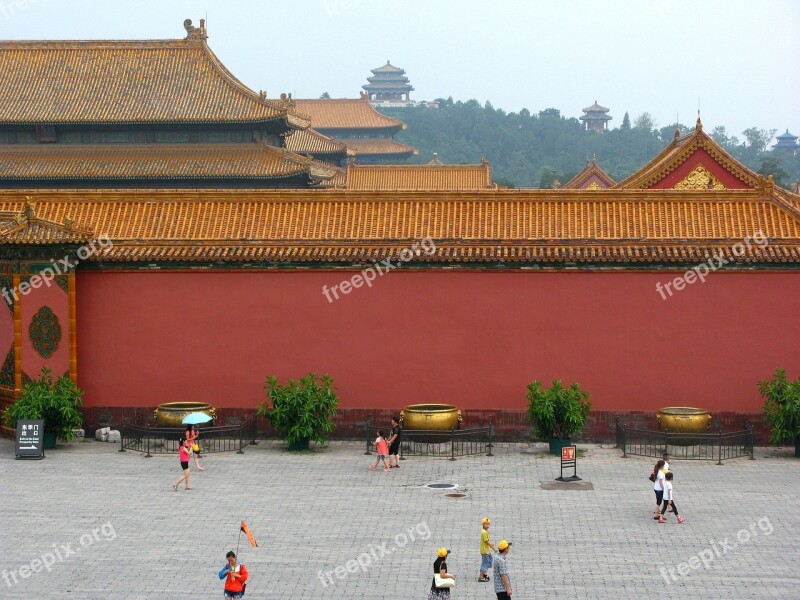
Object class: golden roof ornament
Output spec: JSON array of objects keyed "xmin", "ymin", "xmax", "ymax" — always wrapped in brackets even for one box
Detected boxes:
[
  {"xmin": 696, "ymin": 116, "xmax": 703, "ymax": 132},
  {"xmin": 184, "ymin": 18, "xmax": 208, "ymax": 41}
]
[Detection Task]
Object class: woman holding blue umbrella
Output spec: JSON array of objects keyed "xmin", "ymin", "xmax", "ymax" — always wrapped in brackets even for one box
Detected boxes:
[{"xmin": 182, "ymin": 413, "xmax": 212, "ymax": 472}]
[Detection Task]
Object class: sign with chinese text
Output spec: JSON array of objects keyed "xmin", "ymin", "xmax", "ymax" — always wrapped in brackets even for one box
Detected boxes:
[{"xmin": 15, "ymin": 419, "xmax": 45, "ymax": 459}]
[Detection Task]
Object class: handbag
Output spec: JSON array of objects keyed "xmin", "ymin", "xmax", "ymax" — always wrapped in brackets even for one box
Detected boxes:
[
  {"xmin": 648, "ymin": 471, "xmax": 656, "ymax": 482},
  {"xmin": 192, "ymin": 443, "xmax": 200, "ymax": 453},
  {"xmin": 434, "ymin": 573, "xmax": 455, "ymax": 589}
]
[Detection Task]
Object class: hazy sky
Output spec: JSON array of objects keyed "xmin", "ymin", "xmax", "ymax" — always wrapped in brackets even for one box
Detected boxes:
[{"xmin": 1, "ymin": 0, "xmax": 798, "ymax": 140}]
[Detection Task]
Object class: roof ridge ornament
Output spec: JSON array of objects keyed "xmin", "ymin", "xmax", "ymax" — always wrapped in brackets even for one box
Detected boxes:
[
  {"xmin": 696, "ymin": 116, "xmax": 703, "ymax": 132},
  {"xmin": 184, "ymin": 18, "xmax": 208, "ymax": 41}
]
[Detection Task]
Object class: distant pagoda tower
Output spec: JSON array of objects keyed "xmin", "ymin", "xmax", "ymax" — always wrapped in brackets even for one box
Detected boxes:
[
  {"xmin": 772, "ymin": 129, "xmax": 799, "ymax": 155},
  {"xmin": 580, "ymin": 101, "xmax": 612, "ymax": 131},
  {"xmin": 363, "ymin": 61, "xmax": 414, "ymax": 106}
]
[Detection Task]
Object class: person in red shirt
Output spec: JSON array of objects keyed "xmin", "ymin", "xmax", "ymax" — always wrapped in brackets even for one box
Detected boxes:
[
  {"xmin": 369, "ymin": 429, "xmax": 391, "ymax": 472},
  {"xmin": 218, "ymin": 551, "xmax": 248, "ymax": 598},
  {"xmin": 172, "ymin": 437, "xmax": 192, "ymax": 491},
  {"xmin": 184, "ymin": 424, "xmax": 204, "ymax": 471}
]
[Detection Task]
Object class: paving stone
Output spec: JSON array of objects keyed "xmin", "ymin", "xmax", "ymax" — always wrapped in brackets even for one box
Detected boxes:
[{"xmin": 0, "ymin": 439, "xmax": 798, "ymax": 599}]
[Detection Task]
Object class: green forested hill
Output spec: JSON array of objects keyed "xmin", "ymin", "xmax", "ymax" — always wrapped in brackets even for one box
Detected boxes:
[{"xmin": 382, "ymin": 99, "xmax": 799, "ymax": 189}]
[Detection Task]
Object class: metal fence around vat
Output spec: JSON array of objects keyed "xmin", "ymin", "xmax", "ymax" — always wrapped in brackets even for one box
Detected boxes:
[
  {"xmin": 615, "ymin": 417, "xmax": 754, "ymax": 464},
  {"xmin": 119, "ymin": 415, "xmax": 258, "ymax": 456},
  {"xmin": 362, "ymin": 419, "xmax": 494, "ymax": 460}
]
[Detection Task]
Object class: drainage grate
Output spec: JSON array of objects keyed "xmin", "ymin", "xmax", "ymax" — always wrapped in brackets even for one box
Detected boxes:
[{"xmin": 426, "ymin": 482, "xmax": 458, "ymax": 490}]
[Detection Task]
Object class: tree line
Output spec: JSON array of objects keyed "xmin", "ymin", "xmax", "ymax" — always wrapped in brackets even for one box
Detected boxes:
[{"xmin": 381, "ymin": 99, "xmax": 799, "ymax": 189}]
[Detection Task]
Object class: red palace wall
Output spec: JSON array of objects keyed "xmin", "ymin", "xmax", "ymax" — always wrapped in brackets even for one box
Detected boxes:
[{"xmin": 76, "ymin": 270, "xmax": 799, "ymax": 418}]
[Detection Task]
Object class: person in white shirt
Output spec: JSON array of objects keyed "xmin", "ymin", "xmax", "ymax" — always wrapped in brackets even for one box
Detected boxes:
[
  {"xmin": 659, "ymin": 472, "xmax": 685, "ymax": 523},
  {"xmin": 652, "ymin": 459, "xmax": 667, "ymax": 520},
  {"xmin": 662, "ymin": 452, "xmax": 670, "ymax": 473}
]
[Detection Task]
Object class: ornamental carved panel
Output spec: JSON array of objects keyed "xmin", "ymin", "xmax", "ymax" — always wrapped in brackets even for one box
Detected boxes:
[
  {"xmin": 673, "ymin": 165, "xmax": 726, "ymax": 190},
  {"xmin": 29, "ymin": 306, "xmax": 62, "ymax": 359}
]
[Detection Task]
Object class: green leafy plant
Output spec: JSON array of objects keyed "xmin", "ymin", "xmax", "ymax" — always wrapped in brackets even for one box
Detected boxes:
[
  {"xmin": 3, "ymin": 367, "xmax": 84, "ymax": 442},
  {"xmin": 257, "ymin": 373, "xmax": 339, "ymax": 449},
  {"xmin": 758, "ymin": 368, "xmax": 800, "ymax": 445},
  {"xmin": 525, "ymin": 379, "xmax": 591, "ymax": 440}
]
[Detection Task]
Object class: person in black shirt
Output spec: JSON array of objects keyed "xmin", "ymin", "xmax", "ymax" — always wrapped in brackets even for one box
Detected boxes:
[
  {"xmin": 387, "ymin": 417, "xmax": 402, "ymax": 468},
  {"xmin": 427, "ymin": 547, "xmax": 455, "ymax": 599}
]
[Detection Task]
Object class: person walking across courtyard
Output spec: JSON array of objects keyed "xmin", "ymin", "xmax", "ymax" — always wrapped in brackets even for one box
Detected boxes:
[
  {"xmin": 659, "ymin": 472, "xmax": 685, "ymax": 523},
  {"xmin": 369, "ymin": 429, "xmax": 391, "ymax": 472},
  {"xmin": 172, "ymin": 437, "xmax": 192, "ymax": 490},
  {"xmin": 427, "ymin": 547, "xmax": 455, "ymax": 599},
  {"xmin": 218, "ymin": 550, "xmax": 248, "ymax": 598},
  {"xmin": 493, "ymin": 540, "xmax": 513, "ymax": 598},
  {"xmin": 185, "ymin": 424, "xmax": 204, "ymax": 471},
  {"xmin": 478, "ymin": 517, "xmax": 497, "ymax": 582},
  {"xmin": 652, "ymin": 459, "xmax": 666, "ymax": 520},
  {"xmin": 387, "ymin": 417, "xmax": 402, "ymax": 468}
]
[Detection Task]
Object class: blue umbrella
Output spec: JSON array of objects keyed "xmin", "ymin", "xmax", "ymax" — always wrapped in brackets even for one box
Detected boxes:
[{"xmin": 182, "ymin": 412, "xmax": 213, "ymax": 425}]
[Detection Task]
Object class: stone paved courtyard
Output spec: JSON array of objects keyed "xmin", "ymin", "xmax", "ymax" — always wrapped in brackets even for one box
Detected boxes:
[{"xmin": 0, "ymin": 437, "xmax": 798, "ymax": 599}]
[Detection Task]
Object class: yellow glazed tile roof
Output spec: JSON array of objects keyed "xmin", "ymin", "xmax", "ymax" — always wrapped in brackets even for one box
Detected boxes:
[
  {"xmin": 293, "ymin": 98, "xmax": 405, "ymax": 131},
  {"xmin": 615, "ymin": 119, "xmax": 762, "ymax": 190},
  {"xmin": 0, "ymin": 143, "xmax": 338, "ymax": 182},
  {"xmin": 562, "ymin": 158, "xmax": 616, "ymax": 189},
  {"xmin": 0, "ymin": 204, "xmax": 93, "ymax": 244},
  {"xmin": 284, "ymin": 129, "xmax": 354, "ymax": 158},
  {"xmin": 346, "ymin": 161, "xmax": 493, "ymax": 190},
  {"xmin": 344, "ymin": 138, "xmax": 417, "ymax": 157},
  {"xmin": 0, "ymin": 189, "xmax": 798, "ymax": 264},
  {"xmin": 0, "ymin": 30, "xmax": 308, "ymax": 127}
]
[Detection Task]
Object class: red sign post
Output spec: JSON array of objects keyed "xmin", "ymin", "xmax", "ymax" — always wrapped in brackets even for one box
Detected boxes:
[{"xmin": 557, "ymin": 445, "xmax": 580, "ymax": 481}]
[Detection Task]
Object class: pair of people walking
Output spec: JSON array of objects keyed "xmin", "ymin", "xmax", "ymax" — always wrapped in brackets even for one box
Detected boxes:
[
  {"xmin": 651, "ymin": 454, "xmax": 685, "ymax": 523},
  {"xmin": 477, "ymin": 517, "xmax": 513, "ymax": 597},
  {"xmin": 369, "ymin": 417, "xmax": 403, "ymax": 471}
]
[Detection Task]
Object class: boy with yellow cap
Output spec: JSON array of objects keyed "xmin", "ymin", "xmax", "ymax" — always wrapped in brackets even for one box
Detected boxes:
[{"xmin": 478, "ymin": 517, "xmax": 497, "ymax": 582}]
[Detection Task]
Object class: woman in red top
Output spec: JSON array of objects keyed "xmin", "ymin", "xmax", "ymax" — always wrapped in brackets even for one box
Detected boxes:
[
  {"xmin": 218, "ymin": 551, "xmax": 248, "ymax": 598},
  {"xmin": 184, "ymin": 425, "xmax": 204, "ymax": 471},
  {"xmin": 172, "ymin": 437, "xmax": 192, "ymax": 490}
]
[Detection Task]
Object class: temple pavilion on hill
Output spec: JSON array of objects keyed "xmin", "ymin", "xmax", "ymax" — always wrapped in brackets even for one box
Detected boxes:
[
  {"xmin": 561, "ymin": 156, "xmax": 616, "ymax": 189},
  {"xmin": 362, "ymin": 60, "xmax": 414, "ymax": 106},
  {"xmin": 772, "ymin": 130, "xmax": 799, "ymax": 156},
  {"xmin": 293, "ymin": 96, "xmax": 418, "ymax": 163},
  {"xmin": 580, "ymin": 101, "xmax": 612, "ymax": 131},
  {"xmin": 0, "ymin": 19, "xmax": 337, "ymax": 188}
]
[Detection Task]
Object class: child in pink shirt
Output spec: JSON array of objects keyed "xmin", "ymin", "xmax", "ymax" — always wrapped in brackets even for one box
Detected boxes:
[
  {"xmin": 172, "ymin": 437, "xmax": 192, "ymax": 490},
  {"xmin": 369, "ymin": 430, "xmax": 391, "ymax": 472}
]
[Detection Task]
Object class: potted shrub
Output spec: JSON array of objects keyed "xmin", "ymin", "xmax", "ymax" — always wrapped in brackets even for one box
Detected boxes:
[
  {"xmin": 759, "ymin": 368, "xmax": 800, "ymax": 457},
  {"xmin": 257, "ymin": 373, "xmax": 339, "ymax": 451},
  {"xmin": 525, "ymin": 379, "xmax": 591, "ymax": 455},
  {"xmin": 3, "ymin": 367, "xmax": 84, "ymax": 449}
]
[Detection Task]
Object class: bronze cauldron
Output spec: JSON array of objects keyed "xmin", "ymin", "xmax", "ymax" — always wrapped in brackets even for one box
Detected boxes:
[
  {"xmin": 400, "ymin": 404, "xmax": 462, "ymax": 433},
  {"xmin": 656, "ymin": 407, "xmax": 711, "ymax": 433},
  {"xmin": 154, "ymin": 402, "xmax": 216, "ymax": 428}
]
